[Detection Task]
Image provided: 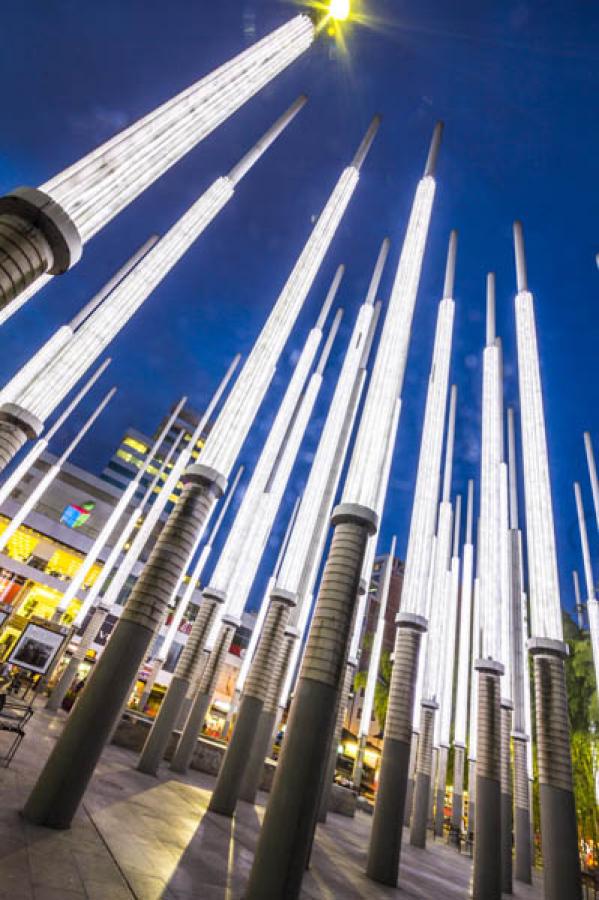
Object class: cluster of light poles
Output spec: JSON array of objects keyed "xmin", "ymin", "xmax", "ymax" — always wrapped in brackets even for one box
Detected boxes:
[{"xmin": 0, "ymin": 5, "xmax": 587, "ymax": 900}]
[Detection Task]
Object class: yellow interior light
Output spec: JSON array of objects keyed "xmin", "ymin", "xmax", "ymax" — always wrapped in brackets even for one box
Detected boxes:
[{"xmin": 329, "ymin": 0, "xmax": 350, "ymax": 21}]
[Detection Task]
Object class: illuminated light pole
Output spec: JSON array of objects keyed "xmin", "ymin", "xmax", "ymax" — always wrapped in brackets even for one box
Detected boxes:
[
  {"xmin": 451, "ymin": 479, "xmax": 474, "ymax": 835},
  {"xmin": 208, "ymin": 241, "xmax": 389, "ymax": 815},
  {"xmin": 499, "ymin": 460, "xmax": 514, "ymax": 894},
  {"xmin": 0, "ymin": 387, "xmax": 116, "ymax": 557},
  {"xmin": 434, "ymin": 493, "xmax": 461, "ymax": 839},
  {"xmin": 45, "ymin": 397, "xmax": 188, "ymax": 712},
  {"xmin": 169, "ymin": 312, "xmax": 342, "ymax": 778},
  {"xmin": 0, "ymin": 97, "xmax": 305, "ymax": 472},
  {"xmin": 507, "ymin": 407, "xmax": 533, "ymax": 885},
  {"xmin": 367, "ymin": 228, "xmax": 455, "ymax": 885},
  {"xmin": 513, "ymin": 223, "xmax": 581, "ymax": 900},
  {"xmin": 246, "ymin": 122, "xmax": 442, "ymax": 900},
  {"xmin": 467, "ymin": 565, "xmax": 481, "ymax": 838},
  {"xmin": 471, "ymin": 274, "xmax": 504, "ymax": 900},
  {"xmin": 411, "ymin": 386, "xmax": 457, "ymax": 851},
  {"xmin": 584, "ymin": 432, "xmax": 599, "ymax": 534},
  {"xmin": 0, "ymin": 13, "xmax": 322, "ymax": 315},
  {"xmin": 72, "ymin": 426, "xmax": 186, "ymax": 627},
  {"xmin": 138, "ymin": 464, "xmax": 245, "ymax": 712},
  {"xmin": 221, "ymin": 494, "xmax": 301, "ymax": 740},
  {"xmin": 575, "ymin": 482, "xmax": 599, "ymax": 690},
  {"xmin": 353, "ymin": 537, "xmax": 397, "ymax": 792},
  {"xmin": 137, "ymin": 286, "xmax": 341, "ymax": 778},
  {"xmin": 318, "ymin": 391, "xmax": 400, "ymax": 828},
  {"xmin": 0, "ymin": 359, "xmax": 110, "ymax": 511},
  {"xmin": 133, "ymin": 117, "xmax": 378, "ymax": 779},
  {"xmin": 573, "ymin": 571, "xmax": 585, "ymax": 631},
  {"xmin": 0, "ymin": 239, "xmax": 157, "ymax": 406}
]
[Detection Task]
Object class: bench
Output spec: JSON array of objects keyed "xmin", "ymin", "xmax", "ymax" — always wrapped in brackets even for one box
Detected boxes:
[{"xmin": 0, "ymin": 698, "xmax": 33, "ymax": 767}]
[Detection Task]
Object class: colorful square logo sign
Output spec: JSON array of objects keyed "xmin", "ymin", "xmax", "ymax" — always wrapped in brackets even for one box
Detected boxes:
[{"xmin": 60, "ymin": 501, "xmax": 95, "ymax": 529}]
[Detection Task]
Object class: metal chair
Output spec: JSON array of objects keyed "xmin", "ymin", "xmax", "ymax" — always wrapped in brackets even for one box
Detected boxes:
[{"xmin": 0, "ymin": 698, "xmax": 33, "ymax": 767}]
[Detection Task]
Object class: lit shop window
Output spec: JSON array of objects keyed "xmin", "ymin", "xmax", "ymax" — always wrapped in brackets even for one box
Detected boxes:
[{"xmin": 0, "ymin": 520, "xmax": 40, "ymax": 562}]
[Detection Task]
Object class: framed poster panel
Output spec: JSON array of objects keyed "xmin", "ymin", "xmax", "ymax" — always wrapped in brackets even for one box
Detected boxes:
[{"xmin": 8, "ymin": 622, "xmax": 64, "ymax": 675}]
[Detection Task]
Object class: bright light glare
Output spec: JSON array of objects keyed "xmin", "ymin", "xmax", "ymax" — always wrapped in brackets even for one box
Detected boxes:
[{"xmin": 329, "ymin": 0, "xmax": 350, "ymax": 20}]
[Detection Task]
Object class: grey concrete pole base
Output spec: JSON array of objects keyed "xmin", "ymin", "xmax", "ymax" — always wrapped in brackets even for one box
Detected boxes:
[
  {"xmin": 472, "ymin": 774, "xmax": 502, "ymax": 900},
  {"xmin": 434, "ymin": 787, "xmax": 445, "ymax": 837},
  {"xmin": 136, "ymin": 675, "xmax": 189, "ymax": 775},
  {"xmin": 531, "ymin": 646, "xmax": 582, "ymax": 900},
  {"xmin": 245, "ymin": 676, "xmax": 339, "ymax": 899},
  {"xmin": 513, "ymin": 735, "xmax": 532, "ymax": 883},
  {"xmin": 175, "ymin": 694, "xmax": 194, "ymax": 730},
  {"xmin": 46, "ymin": 655, "xmax": 79, "ymax": 712},
  {"xmin": 514, "ymin": 805, "xmax": 532, "ymax": 883},
  {"xmin": 410, "ymin": 772, "xmax": 431, "ymax": 849},
  {"xmin": 468, "ymin": 759, "xmax": 477, "ymax": 836},
  {"xmin": 352, "ymin": 733, "xmax": 367, "ymax": 791},
  {"xmin": 472, "ymin": 662, "xmax": 503, "ymax": 900},
  {"xmin": 23, "ymin": 618, "xmax": 153, "ymax": 828},
  {"xmin": 209, "ymin": 694, "xmax": 264, "ymax": 815},
  {"xmin": 404, "ymin": 778, "xmax": 415, "ymax": 827},
  {"xmin": 239, "ymin": 708, "xmax": 277, "ymax": 805},
  {"xmin": 0, "ymin": 419, "xmax": 29, "ymax": 474},
  {"xmin": 317, "ymin": 742, "xmax": 339, "ymax": 824},
  {"xmin": 366, "ymin": 737, "xmax": 411, "ymax": 882},
  {"xmin": 169, "ymin": 689, "xmax": 212, "ymax": 774},
  {"xmin": 501, "ymin": 791, "xmax": 514, "ymax": 894},
  {"xmin": 245, "ymin": 512, "xmax": 372, "ymax": 900},
  {"xmin": 452, "ymin": 745, "xmax": 465, "ymax": 831},
  {"xmin": 468, "ymin": 799, "xmax": 476, "ymax": 838},
  {"xmin": 428, "ymin": 747, "xmax": 438, "ymax": 829},
  {"xmin": 367, "ymin": 622, "xmax": 424, "ymax": 884}
]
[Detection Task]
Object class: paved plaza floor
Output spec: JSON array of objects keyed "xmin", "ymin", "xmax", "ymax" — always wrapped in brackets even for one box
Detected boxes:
[{"xmin": 0, "ymin": 704, "xmax": 544, "ymax": 899}]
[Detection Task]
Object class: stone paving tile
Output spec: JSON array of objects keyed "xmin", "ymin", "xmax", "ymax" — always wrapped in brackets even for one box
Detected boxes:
[{"xmin": 0, "ymin": 703, "xmax": 546, "ymax": 900}]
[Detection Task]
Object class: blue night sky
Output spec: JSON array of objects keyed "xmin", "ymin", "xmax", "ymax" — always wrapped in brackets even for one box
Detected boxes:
[{"xmin": 1, "ymin": 0, "xmax": 598, "ymax": 618}]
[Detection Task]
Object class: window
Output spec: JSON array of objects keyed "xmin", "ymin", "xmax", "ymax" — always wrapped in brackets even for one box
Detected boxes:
[{"xmin": 123, "ymin": 436, "xmax": 149, "ymax": 455}]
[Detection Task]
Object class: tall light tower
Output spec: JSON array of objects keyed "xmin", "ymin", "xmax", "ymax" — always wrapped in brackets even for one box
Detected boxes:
[
  {"xmin": 471, "ymin": 274, "xmax": 504, "ymax": 900},
  {"xmin": 0, "ymin": 98, "xmax": 306, "ymax": 472},
  {"xmin": 451, "ymin": 479, "xmax": 475, "ymax": 835},
  {"xmin": 23, "ymin": 114, "xmax": 375, "ymax": 830},
  {"xmin": 513, "ymin": 222, "xmax": 582, "ymax": 900},
  {"xmin": 207, "ymin": 240, "xmax": 389, "ymax": 815},
  {"xmin": 246, "ymin": 122, "xmax": 441, "ymax": 900},
  {"xmin": 0, "ymin": 6, "xmax": 349, "ymax": 317},
  {"xmin": 574, "ymin": 482, "xmax": 599, "ymax": 690},
  {"xmin": 366, "ymin": 228, "xmax": 455, "ymax": 885},
  {"xmin": 508, "ymin": 407, "xmax": 533, "ymax": 884}
]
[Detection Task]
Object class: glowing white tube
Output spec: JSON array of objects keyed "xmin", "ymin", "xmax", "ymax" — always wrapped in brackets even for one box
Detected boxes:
[
  {"xmin": 276, "ymin": 299, "xmax": 380, "ymax": 593},
  {"xmin": 200, "ymin": 119, "xmax": 378, "ymax": 481},
  {"xmin": 478, "ymin": 278, "xmax": 503, "ymax": 660},
  {"xmin": 348, "ymin": 396, "xmax": 401, "ymax": 665},
  {"xmin": 395, "ymin": 245, "xmax": 455, "ymax": 618},
  {"xmin": 342, "ymin": 128, "xmax": 441, "ymax": 511},
  {"xmin": 359, "ymin": 536, "xmax": 396, "ymax": 738},
  {"xmin": 0, "ymin": 359, "xmax": 110, "ymax": 510},
  {"xmin": 0, "ymin": 275, "xmax": 52, "ymax": 328},
  {"xmin": 584, "ymin": 433, "xmax": 599, "ymax": 535},
  {"xmin": 208, "ymin": 287, "xmax": 340, "ymax": 598},
  {"xmin": 0, "ymin": 328, "xmax": 73, "ymax": 406},
  {"xmin": 423, "ymin": 500, "xmax": 453, "ymax": 701},
  {"xmin": 225, "ymin": 365, "xmax": 329, "ymax": 622},
  {"xmin": 513, "ymin": 223, "xmax": 562, "ymax": 641},
  {"xmin": 0, "ymin": 388, "xmax": 115, "ymax": 555},
  {"xmin": 499, "ymin": 462, "xmax": 512, "ymax": 698},
  {"xmin": 575, "ymin": 482, "xmax": 596, "ymax": 602},
  {"xmin": 40, "ymin": 17, "xmax": 315, "ymax": 241},
  {"xmin": 56, "ymin": 397, "xmax": 188, "ymax": 615},
  {"xmin": 73, "ymin": 429, "xmax": 185, "ymax": 625},
  {"xmin": 454, "ymin": 481, "xmax": 474, "ymax": 746},
  {"xmin": 438, "ymin": 495, "xmax": 462, "ymax": 746},
  {"xmin": 88, "ymin": 357, "xmax": 238, "ymax": 614},
  {"xmin": 9, "ymin": 100, "xmax": 303, "ymax": 425},
  {"xmin": 468, "ymin": 576, "xmax": 481, "ymax": 761}
]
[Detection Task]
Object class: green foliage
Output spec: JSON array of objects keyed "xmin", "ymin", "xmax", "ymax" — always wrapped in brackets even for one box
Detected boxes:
[{"xmin": 353, "ymin": 642, "xmax": 392, "ymax": 732}]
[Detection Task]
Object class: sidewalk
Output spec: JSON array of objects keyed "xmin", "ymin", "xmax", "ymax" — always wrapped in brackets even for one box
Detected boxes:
[{"xmin": 0, "ymin": 704, "xmax": 543, "ymax": 899}]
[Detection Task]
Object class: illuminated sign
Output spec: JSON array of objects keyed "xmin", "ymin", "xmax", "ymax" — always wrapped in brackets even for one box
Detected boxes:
[{"xmin": 60, "ymin": 501, "xmax": 95, "ymax": 529}]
